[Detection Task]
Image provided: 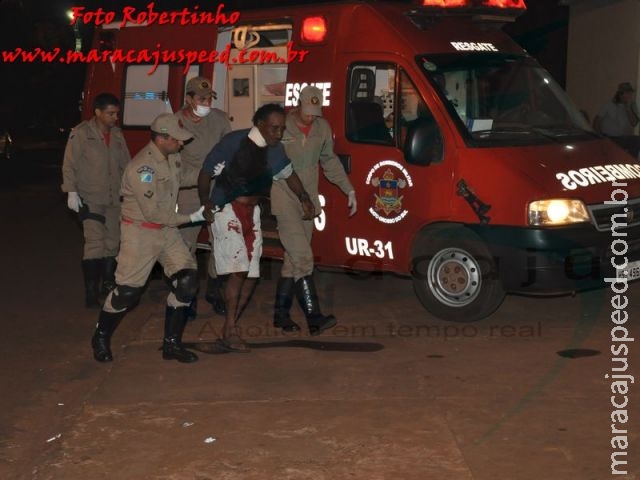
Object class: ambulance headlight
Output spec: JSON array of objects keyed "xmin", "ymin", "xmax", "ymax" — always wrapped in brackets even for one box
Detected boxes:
[{"xmin": 528, "ymin": 199, "xmax": 590, "ymax": 226}]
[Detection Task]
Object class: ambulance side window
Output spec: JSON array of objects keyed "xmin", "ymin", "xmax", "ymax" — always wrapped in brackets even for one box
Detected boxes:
[
  {"xmin": 346, "ymin": 64, "xmax": 394, "ymax": 145},
  {"xmin": 122, "ymin": 65, "xmax": 171, "ymax": 127},
  {"xmin": 398, "ymin": 69, "xmax": 443, "ymax": 166}
]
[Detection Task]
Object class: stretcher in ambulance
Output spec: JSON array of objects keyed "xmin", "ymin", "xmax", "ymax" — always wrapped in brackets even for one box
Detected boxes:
[{"xmin": 84, "ymin": 0, "xmax": 640, "ymax": 322}]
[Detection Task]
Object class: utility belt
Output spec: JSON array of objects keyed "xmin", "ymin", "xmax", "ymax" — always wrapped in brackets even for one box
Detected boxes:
[
  {"xmin": 121, "ymin": 216, "xmax": 164, "ymax": 229},
  {"xmin": 178, "ymin": 185, "xmax": 198, "ymax": 191}
]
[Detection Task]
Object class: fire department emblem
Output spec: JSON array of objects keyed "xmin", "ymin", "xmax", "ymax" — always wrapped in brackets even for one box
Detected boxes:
[
  {"xmin": 365, "ymin": 160, "xmax": 413, "ymax": 224},
  {"xmin": 372, "ymin": 169, "xmax": 406, "ymax": 215}
]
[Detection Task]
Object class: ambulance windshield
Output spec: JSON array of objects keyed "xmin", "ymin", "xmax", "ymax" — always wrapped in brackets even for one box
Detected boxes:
[{"xmin": 419, "ymin": 54, "xmax": 594, "ymax": 145}]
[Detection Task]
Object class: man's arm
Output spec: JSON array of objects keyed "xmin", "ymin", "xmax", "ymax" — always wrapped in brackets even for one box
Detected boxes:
[
  {"xmin": 592, "ymin": 115, "xmax": 603, "ymax": 134},
  {"xmin": 317, "ymin": 121, "xmax": 357, "ymax": 216},
  {"xmin": 128, "ymin": 165, "xmax": 192, "ymax": 227},
  {"xmin": 61, "ymin": 130, "xmax": 80, "ymax": 194},
  {"xmin": 61, "ymin": 129, "xmax": 85, "ymax": 212},
  {"xmin": 199, "ymin": 138, "xmax": 230, "ymax": 222},
  {"xmin": 318, "ymin": 121, "xmax": 355, "ymax": 195},
  {"xmin": 114, "ymin": 129, "xmax": 131, "ymax": 170},
  {"xmin": 197, "ymin": 168, "xmax": 215, "ymax": 223},
  {"xmin": 284, "ymin": 171, "xmax": 315, "ymax": 220},
  {"xmin": 268, "ymin": 143, "xmax": 315, "ymax": 220},
  {"xmin": 626, "ymin": 103, "xmax": 640, "ymax": 127}
]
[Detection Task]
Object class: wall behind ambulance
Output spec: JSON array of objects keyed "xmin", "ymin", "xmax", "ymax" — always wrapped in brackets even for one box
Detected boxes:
[{"xmin": 565, "ymin": 0, "xmax": 640, "ymax": 126}]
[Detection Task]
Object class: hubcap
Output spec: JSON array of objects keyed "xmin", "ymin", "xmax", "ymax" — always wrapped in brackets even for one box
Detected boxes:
[{"xmin": 427, "ymin": 248, "xmax": 482, "ymax": 307}]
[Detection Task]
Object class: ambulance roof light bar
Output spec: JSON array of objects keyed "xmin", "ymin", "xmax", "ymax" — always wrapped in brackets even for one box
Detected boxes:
[
  {"xmin": 413, "ymin": 0, "xmax": 526, "ymax": 24},
  {"xmin": 422, "ymin": 0, "xmax": 466, "ymax": 5},
  {"xmin": 421, "ymin": 0, "xmax": 526, "ymax": 8}
]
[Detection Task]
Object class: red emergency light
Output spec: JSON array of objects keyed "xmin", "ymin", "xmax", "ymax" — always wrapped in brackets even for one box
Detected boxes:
[
  {"xmin": 301, "ymin": 16, "xmax": 327, "ymax": 43},
  {"xmin": 422, "ymin": 0, "xmax": 526, "ymax": 8},
  {"xmin": 481, "ymin": 0, "xmax": 526, "ymax": 8},
  {"xmin": 422, "ymin": 0, "xmax": 467, "ymax": 6}
]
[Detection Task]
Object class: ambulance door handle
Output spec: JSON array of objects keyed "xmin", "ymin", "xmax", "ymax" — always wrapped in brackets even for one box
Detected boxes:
[{"xmin": 338, "ymin": 154, "xmax": 351, "ymax": 174}]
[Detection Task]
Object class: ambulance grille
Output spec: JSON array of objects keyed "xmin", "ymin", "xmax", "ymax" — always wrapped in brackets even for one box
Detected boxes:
[{"xmin": 588, "ymin": 197, "xmax": 640, "ymax": 232}]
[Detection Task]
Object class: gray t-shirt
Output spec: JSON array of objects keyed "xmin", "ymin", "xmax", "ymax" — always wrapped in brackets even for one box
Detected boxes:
[{"xmin": 597, "ymin": 101, "xmax": 635, "ymax": 136}]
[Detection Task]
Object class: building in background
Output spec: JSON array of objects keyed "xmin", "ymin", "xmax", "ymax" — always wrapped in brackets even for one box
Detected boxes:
[{"xmin": 562, "ymin": 0, "xmax": 640, "ymax": 128}]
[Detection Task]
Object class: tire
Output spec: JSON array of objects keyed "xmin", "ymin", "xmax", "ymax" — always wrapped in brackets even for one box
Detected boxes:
[{"xmin": 411, "ymin": 227, "xmax": 505, "ymax": 322}]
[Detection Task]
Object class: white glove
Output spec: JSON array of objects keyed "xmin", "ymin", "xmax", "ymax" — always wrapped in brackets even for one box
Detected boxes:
[
  {"xmin": 347, "ymin": 190, "xmax": 357, "ymax": 217},
  {"xmin": 213, "ymin": 162, "xmax": 225, "ymax": 177},
  {"xmin": 189, "ymin": 205, "xmax": 205, "ymax": 223},
  {"xmin": 67, "ymin": 192, "xmax": 83, "ymax": 213}
]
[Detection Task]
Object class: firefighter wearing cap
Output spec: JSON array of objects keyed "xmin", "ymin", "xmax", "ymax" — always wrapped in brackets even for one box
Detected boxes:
[
  {"xmin": 61, "ymin": 92, "xmax": 131, "ymax": 308},
  {"xmin": 175, "ymin": 76, "xmax": 232, "ymax": 317},
  {"xmin": 91, "ymin": 113, "xmax": 207, "ymax": 364},
  {"xmin": 594, "ymin": 82, "xmax": 639, "ymax": 137},
  {"xmin": 271, "ymin": 86, "xmax": 357, "ymax": 333}
]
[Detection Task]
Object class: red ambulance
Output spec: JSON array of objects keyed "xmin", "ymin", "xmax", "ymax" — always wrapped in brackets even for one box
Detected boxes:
[{"xmin": 83, "ymin": 0, "xmax": 640, "ymax": 322}]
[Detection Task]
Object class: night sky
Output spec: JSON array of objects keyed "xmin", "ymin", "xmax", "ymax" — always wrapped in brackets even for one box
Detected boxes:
[{"xmin": 0, "ymin": 0, "xmax": 568, "ymax": 132}]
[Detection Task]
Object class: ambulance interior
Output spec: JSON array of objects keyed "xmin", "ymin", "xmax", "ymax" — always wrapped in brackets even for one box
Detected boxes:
[
  {"xmin": 420, "ymin": 54, "xmax": 593, "ymax": 144},
  {"xmin": 346, "ymin": 67, "xmax": 394, "ymax": 145},
  {"xmin": 218, "ymin": 24, "xmax": 292, "ymax": 130},
  {"xmin": 121, "ymin": 64, "xmax": 175, "ymax": 127},
  {"xmin": 345, "ymin": 65, "xmax": 441, "ymax": 154}
]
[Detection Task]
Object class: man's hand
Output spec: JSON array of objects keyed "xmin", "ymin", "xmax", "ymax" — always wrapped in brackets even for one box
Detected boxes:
[
  {"xmin": 201, "ymin": 200, "xmax": 217, "ymax": 223},
  {"xmin": 347, "ymin": 190, "xmax": 357, "ymax": 217},
  {"xmin": 189, "ymin": 205, "xmax": 205, "ymax": 223},
  {"xmin": 67, "ymin": 192, "xmax": 83, "ymax": 213},
  {"xmin": 301, "ymin": 196, "xmax": 315, "ymax": 220}
]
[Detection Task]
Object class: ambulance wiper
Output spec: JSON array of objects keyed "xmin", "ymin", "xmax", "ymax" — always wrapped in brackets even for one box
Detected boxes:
[
  {"xmin": 531, "ymin": 125, "xmax": 600, "ymax": 138},
  {"xmin": 471, "ymin": 126, "xmax": 558, "ymax": 142},
  {"xmin": 529, "ymin": 127, "xmax": 563, "ymax": 142}
]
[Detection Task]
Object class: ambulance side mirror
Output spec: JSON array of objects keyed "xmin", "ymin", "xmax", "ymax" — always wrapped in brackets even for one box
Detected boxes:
[{"xmin": 403, "ymin": 117, "xmax": 443, "ymax": 166}]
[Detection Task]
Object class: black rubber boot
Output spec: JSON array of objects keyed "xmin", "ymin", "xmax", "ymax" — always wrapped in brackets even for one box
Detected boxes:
[
  {"xmin": 102, "ymin": 257, "xmax": 117, "ymax": 295},
  {"xmin": 295, "ymin": 276, "xmax": 337, "ymax": 336},
  {"xmin": 91, "ymin": 309, "xmax": 126, "ymax": 362},
  {"xmin": 204, "ymin": 275, "xmax": 226, "ymax": 316},
  {"xmin": 273, "ymin": 277, "xmax": 300, "ymax": 332},
  {"xmin": 162, "ymin": 306, "xmax": 198, "ymax": 363},
  {"xmin": 186, "ymin": 296, "xmax": 198, "ymax": 322},
  {"xmin": 82, "ymin": 259, "xmax": 102, "ymax": 309}
]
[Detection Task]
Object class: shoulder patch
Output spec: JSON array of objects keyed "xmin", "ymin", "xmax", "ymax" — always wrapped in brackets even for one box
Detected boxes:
[
  {"xmin": 137, "ymin": 165, "xmax": 155, "ymax": 183},
  {"xmin": 136, "ymin": 165, "xmax": 155, "ymax": 174},
  {"xmin": 140, "ymin": 172, "xmax": 153, "ymax": 183}
]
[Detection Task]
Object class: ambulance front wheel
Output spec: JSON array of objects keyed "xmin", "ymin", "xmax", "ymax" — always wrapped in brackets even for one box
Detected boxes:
[{"xmin": 411, "ymin": 229, "xmax": 505, "ymax": 323}]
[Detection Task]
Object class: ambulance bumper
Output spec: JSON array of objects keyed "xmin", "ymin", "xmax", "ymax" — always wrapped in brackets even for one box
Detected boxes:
[{"xmin": 469, "ymin": 223, "xmax": 640, "ymax": 294}]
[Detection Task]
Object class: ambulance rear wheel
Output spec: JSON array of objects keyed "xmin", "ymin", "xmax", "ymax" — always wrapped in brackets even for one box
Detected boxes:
[{"xmin": 411, "ymin": 229, "xmax": 505, "ymax": 322}]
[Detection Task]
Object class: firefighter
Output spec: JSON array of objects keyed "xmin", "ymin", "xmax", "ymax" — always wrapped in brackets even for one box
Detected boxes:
[
  {"xmin": 61, "ymin": 92, "xmax": 131, "ymax": 308},
  {"xmin": 271, "ymin": 86, "xmax": 357, "ymax": 333},
  {"xmin": 175, "ymin": 76, "xmax": 232, "ymax": 318},
  {"xmin": 91, "ymin": 114, "xmax": 206, "ymax": 363},
  {"xmin": 197, "ymin": 104, "xmax": 315, "ymax": 352}
]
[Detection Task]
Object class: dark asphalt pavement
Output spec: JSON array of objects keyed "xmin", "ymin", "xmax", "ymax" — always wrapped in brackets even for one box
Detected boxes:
[{"xmin": 1, "ymin": 147, "xmax": 638, "ymax": 479}]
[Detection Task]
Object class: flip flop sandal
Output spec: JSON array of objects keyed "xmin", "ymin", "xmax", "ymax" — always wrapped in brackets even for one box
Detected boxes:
[{"xmin": 215, "ymin": 335, "xmax": 251, "ymax": 353}]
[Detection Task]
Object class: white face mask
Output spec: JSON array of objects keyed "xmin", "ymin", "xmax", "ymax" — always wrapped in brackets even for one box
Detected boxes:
[{"xmin": 193, "ymin": 104, "xmax": 211, "ymax": 117}]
